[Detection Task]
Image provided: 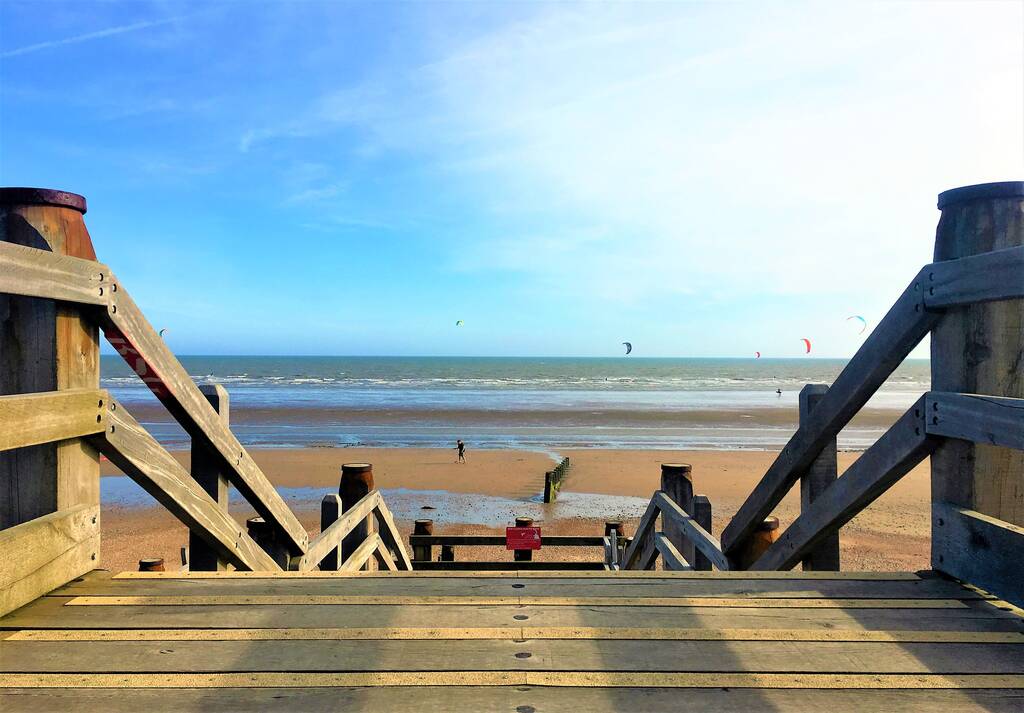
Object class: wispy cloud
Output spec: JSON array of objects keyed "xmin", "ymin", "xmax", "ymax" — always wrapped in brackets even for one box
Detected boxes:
[{"xmin": 2, "ymin": 16, "xmax": 183, "ymax": 58}]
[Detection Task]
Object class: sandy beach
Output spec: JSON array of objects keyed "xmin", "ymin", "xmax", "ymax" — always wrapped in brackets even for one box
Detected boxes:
[{"xmin": 98, "ymin": 446, "xmax": 930, "ymax": 574}]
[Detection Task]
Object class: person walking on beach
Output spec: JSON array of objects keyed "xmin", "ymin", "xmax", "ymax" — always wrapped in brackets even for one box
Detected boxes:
[{"xmin": 455, "ymin": 439, "xmax": 466, "ymax": 463}]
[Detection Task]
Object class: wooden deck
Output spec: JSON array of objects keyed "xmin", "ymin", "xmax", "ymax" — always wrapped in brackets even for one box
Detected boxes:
[{"xmin": 2, "ymin": 570, "xmax": 1023, "ymax": 711}]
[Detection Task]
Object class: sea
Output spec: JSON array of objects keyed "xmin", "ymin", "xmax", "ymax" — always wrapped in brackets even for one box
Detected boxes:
[{"xmin": 101, "ymin": 356, "xmax": 930, "ymax": 452}]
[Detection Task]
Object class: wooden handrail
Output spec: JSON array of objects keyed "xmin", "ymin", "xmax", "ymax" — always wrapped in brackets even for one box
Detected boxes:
[
  {"xmin": 924, "ymin": 392, "xmax": 1024, "ymax": 450},
  {"xmin": 653, "ymin": 492, "xmax": 730, "ymax": 571},
  {"xmin": 0, "ymin": 390, "xmax": 108, "ymax": 452},
  {"xmin": 373, "ymin": 497, "xmax": 413, "ymax": 571},
  {"xmin": 100, "ymin": 284, "xmax": 309, "ymax": 554},
  {"xmin": 0, "ymin": 241, "xmax": 109, "ymax": 306},
  {"xmin": 339, "ymin": 533, "xmax": 384, "ymax": 572},
  {"xmin": 721, "ymin": 271, "xmax": 940, "ymax": 556},
  {"xmin": 296, "ymin": 490, "xmax": 412, "ymax": 571},
  {"xmin": 654, "ymin": 533, "xmax": 692, "ymax": 571},
  {"xmin": 924, "ymin": 245, "xmax": 1024, "ymax": 308},
  {"xmin": 93, "ymin": 399, "xmax": 281, "ymax": 571}
]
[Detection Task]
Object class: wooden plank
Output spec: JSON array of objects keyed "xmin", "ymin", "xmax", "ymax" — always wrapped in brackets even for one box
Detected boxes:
[
  {"xmin": 924, "ymin": 245, "xmax": 1024, "ymax": 308},
  {"xmin": 10, "ymin": 627, "xmax": 1021, "ymax": 643},
  {"xmin": 4, "ymin": 638, "xmax": 1024, "ymax": 675},
  {"xmin": 722, "ymin": 272, "xmax": 940, "ymax": 555},
  {"xmin": 188, "ymin": 384, "xmax": 231, "ymax": 572},
  {"xmin": 64, "ymin": 595, "xmax": 969, "ymax": 608},
  {"xmin": 0, "ymin": 390, "xmax": 106, "ymax": 452},
  {"xmin": 0, "ymin": 505, "xmax": 99, "ymax": 617},
  {"xmin": 933, "ymin": 503, "xmax": 1024, "ymax": 608},
  {"xmin": 926, "ymin": 392, "xmax": 1024, "ymax": 451},
  {"xmin": 110, "ymin": 569, "xmax": 923, "ymax": 580},
  {"xmin": 92, "ymin": 400, "xmax": 279, "ymax": 571},
  {"xmin": 354, "ymin": 561, "xmax": 604, "ymax": 571},
  {"xmin": 373, "ymin": 497, "xmax": 413, "ymax": 570},
  {"xmin": 339, "ymin": 534, "xmax": 383, "ymax": 573},
  {"xmin": 0, "ymin": 241, "xmax": 108, "ymax": 306},
  {"xmin": 654, "ymin": 492, "xmax": 730, "ymax": 571},
  {"xmin": 654, "ymin": 533, "xmax": 692, "ymax": 571},
  {"xmin": 51, "ymin": 575, "xmax": 978, "ymax": 599},
  {"xmin": 296, "ymin": 491, "xmax": 380, "ymax": 571},
  {"xmin": 374, "ymin": 539, "xmax": 399, "ymax": 572},
  {"xmin": 101, "ymin": 285, "xmax": 308, "ymax": 552},
  {"xmin": 750, "ymin": 400, "xmax": 937, "ymax": 571},
  {"xmin": 2, "ymin": 687, "xmax": 1022, "ymax": 713},
  {"xmin": 621, "ymin": 495, "xmax": 659, "ymax": 569},
  {"xmin": 2, "ymin": 672, "xmax": 1023, "ymax": 689},
  {"xmin": 799, "ymin": 384, "xmax": 840, "ymax": 570},
  {"xmin": 5, "ymin": 596, "xmax": 1019, "ymax": 632}
]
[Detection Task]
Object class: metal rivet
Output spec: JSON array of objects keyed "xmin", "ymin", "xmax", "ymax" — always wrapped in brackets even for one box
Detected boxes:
[
  {"xmin": 111, "ymin": 305, "xmax": 117, "ymax": 313},
  {"xmin": 938, "ymin": 518, "xmax": 945, "ymax": 526},
  {"xmin": 91, "ymin": 553, "xmax": 96, "ymax": 560},
  {"xmin": 98, "ymin": 287, "xmax": 104, "ymax": 296},
  {"xmin": 932, "ymin": 416, "xmax": 938, "ymax": 425},
  {"xmin": 110, "ymin": 425, "xmax": 116, "ymax": 433},
  {"xmin": 96, "ymin": 414, "xmax": 101, "ymax": 423},
  {"xmin": 933, "ymin": 402, "xmax": 938, "ymax": 411},
  {"xmin": 98, "ymin": 399, "xmax": 104, "ymax": 408},
  {"xmin": 112, "ymin": 284, "xmax": 118, "ymax": 292}
]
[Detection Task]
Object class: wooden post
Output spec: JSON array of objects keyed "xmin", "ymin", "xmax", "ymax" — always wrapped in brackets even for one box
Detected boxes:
[
  {"xmin": 514, "ymin": 516, "xmax": 534, "ymax": 562},
  {"xmin": 319, "ymin": 494, "xmax": 342, "ymax": 571},
  {"xmin": 245, "ymin": 517, "xmax": 290, "ymax": 569},
  {"xmin": 340, "ymin": 463, "xmax": 375, "ymax": 571},
  {"xmin": 734, "ymin": 516, "xmax": 780, "ymax": 570},
  {"xmin": 1, "ymin": 188, "xmax": 100, "ymax": 534},
  {"xmin": 799, "ymin": 384, "xmax": 840, "ymax": 571},
  {"xmin": 412, "ymin": 519, "xmax": 433, "ymax": 562},
  {"xmin": 188, "ymin": 384, "xmax": 231, "ymax": 571},
  {"xmin": 931, "ymin": 182, "xmax": 1024, "ymax": 583},
  {"xmin": 138, "ymin": 558, "xmax": 164, "ymax": 572},
  {"xmin": 660, "ymin": 464, "xmax": 695, "ymax": 567},
  {"xmin": 692, "ymin": 495, "xmax": 713, "ymax": 571},
  {"xmin": 440, "ymin": 544, "xmax": 455, "ymax": 562},
  {"xmin": 543, "ymin": 472, "xmax": 554, "ymax": 503}
]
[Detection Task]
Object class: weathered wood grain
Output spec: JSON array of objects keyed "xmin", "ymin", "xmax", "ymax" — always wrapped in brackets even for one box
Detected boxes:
[
  {"xmin": 722, "ymin": 272, "xmax": 940, "ymax": 555},
  {"xmin": 373, "ymin": 497, "xmax": 413, "ymax": 570},
  {"xmin": 297, "ymin": 491, "xmax": 380, "ymax": 571},
  {"xmin": 0, "ymin": 390, "xmax": 106, "ymax": 452},
  {"xmin": 0, "ymin": 241, "xmax": 108, "ymax": 306},
  {"xmin": 654, "ymin": 492, "xmax": 730, "ymax": 571},
  {"xmin": 101, "ymin": 285, "xmax": 308, "ymax": 552},
  {"xmin": 653, "ymin": 533, "xmax": 692, "ymax": 571},
  {"xmin": 0, "ymin": 505, "xmax": 99, "ymax": 617},
  {"xmin": 339, "ymin": 534, "xmax": 384, "ymax": 573},
  {"xmin": 622, "ymin": 496, "xmax": 659, "ymax": 570},
  {"xmin": 799, "ymin": 384, "xmax": 840, "ymax": 570},
  {"xmin": 660, "ymin": 464, "xmax": 695, "ymax": 569},
  {"xmin": 92, "ymin": 400, "xmax": 279, "ymax": 571},
  {"xmin": 933, "ymin": 503, "xmax": 1024, "ymax": 608},
  {"xmin": 188, "ymin": 384, "xmax": 231, "ymax": 572},
  {"xmin": 924, "ymin": 245, "xmax": 1024, "ymax": 308},
  {"xmin": 750, "ymin": 400, "xmax": 936, "ymax": 571},
  {"xmin": 925, "ymin": 392, "xmax": 1024, "ymax": 451}
]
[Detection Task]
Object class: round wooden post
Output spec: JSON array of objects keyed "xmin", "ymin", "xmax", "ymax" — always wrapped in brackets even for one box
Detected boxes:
[
  {"xmin": 319, "ymin": 493, "xmax": 343, "ymax": 571},
  {"xmin": 734, "ymin": 517, "xmax": 780, "ymax": 570},
  {"xmin": 138, "ymin": 558, "xmax": 165, "ymax": 572},
  {"xmin": 931, "ymin": 182, "xmax": 1024, "ymax": 529},
  {"xmin": 0, "ymin": 188, "xmax": 100, "ymax": 531},
  {"xmin": 660, "ymin": 463, "xmax": 695, "ymax": 567},
  {"xmin": 246, "ymin": 517, "xmax": 290, "ymax": 569},
  {"xmin": 412, "ymin": 519, "xmax": 434, "ymax": 563},
  {"xmin": 604, "ymin": 521, "xmax": 623, "ymax": 537},
  {"xmin": 340, "ymin": 463, "xmax": 375, "ymax": 571},
  {"xmin": 514, "ymin": 516, "xmax": 534, "ymax": 562}
]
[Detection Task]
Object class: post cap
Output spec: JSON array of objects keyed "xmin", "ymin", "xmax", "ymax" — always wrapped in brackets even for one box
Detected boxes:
[
  {"xmin": 515, "ymin": 517, "xmax": 534, "ymax": 527},
  {"xmin": 661, "ymin": 463, "xmax": 692, "ymax": 473},
  {"xmin": 0, "ymin": 187, "xmax": 87, "ymax": 213},
  {"xmin": 937, "ymin": 181, "xmax": 1024, "ymax": 210},
  {"xmin": 758, "ymin": 516, "xmax": 780, "ymax": 532},
  {"xmin": 341, "ymin": 463, "xmax": 372, "ymax": 473}
]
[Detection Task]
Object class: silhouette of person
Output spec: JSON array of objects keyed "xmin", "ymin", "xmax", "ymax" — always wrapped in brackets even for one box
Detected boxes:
[{"xmin": 455, "ymin": 439, "xmax": 466, "ymax": 463}]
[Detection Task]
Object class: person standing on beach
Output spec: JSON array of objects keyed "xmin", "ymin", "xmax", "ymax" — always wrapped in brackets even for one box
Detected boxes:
[{"xmin": 455, "ymin": 439, "xmax": 466, "ymax": 463}]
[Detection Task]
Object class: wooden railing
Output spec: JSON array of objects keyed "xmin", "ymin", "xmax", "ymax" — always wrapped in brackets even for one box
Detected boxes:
[{"xmin": 0, "ymin": 189, "xmax": 411, "ymax": 616}]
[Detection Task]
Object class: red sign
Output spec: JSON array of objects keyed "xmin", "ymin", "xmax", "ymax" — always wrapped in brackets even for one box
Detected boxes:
[{"xmin": 506, "ymin": 526, "xmax": 542, "ymax": 550}]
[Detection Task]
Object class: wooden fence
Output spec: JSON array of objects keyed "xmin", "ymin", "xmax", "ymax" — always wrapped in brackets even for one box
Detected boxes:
[
  {"xmin": 623, "ymin": 181, "xmax": 1024, "ymax": 607},
  {"xmin": 0, "ymin": 189, "xmax": 411, "ymax": 616},
  {"xmin": 543, "ymin": 457, "xmax": 571, "ymax": 502}
]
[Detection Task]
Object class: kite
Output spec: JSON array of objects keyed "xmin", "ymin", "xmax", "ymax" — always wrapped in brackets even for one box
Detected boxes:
[
  {"xmin": 846, "ymin": 315, "xmax": 867, "ymax": 334},
  {"xmin": 755, "ymin": 351, "xmax": 761, "ymax": 359},
  {"xmin": 455, "ymin": 320, "xmax": 464, "ymax": 327},
  {"xmin": 158, "ymin": 328, "xmax": 168, "ymax": 338},
  {"xmin": 622, "ymin": 342, "xmax": 632, "ymax": 355},
  {"xmin": 801, "ymin": 338, "xmax": 812, "ymax": 354}
]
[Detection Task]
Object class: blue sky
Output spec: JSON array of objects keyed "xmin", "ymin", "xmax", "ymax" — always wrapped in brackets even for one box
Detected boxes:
[{"xmin": 1, "ymin": 1, "xmax": 1021, "ymax": 358}]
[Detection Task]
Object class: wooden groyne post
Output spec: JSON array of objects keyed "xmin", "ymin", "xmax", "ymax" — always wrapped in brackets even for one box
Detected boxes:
[
  {"xmin": 189, "ymin": 384, "xmax": 231, "ymax": 571},
  {"xmin": 340, "ymin": 463, "xmax": 375, "ymax": 571},
  {"xmin": 412, "ymin": 519, "xmax": 434, "ymax": 562},
  {"xmin": 930, "ymin": 181, "xmax": 1023, "ymax": 599},
  {"xmin": 0, "ymin": 188, "xmax": 101, "ymax": 614},
  {"xmin": 799, "ymin": 384, "xmax": 840, "ymax": 570},
  {"xmin": 660, "ymin": 464, "xmax": 695, "ymax": 567}
]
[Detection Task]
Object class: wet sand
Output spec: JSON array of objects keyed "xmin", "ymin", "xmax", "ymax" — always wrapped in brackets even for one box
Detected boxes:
[{"xmin": 98, "ymin": 447, "xmax": 931, "ymax": 574}]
